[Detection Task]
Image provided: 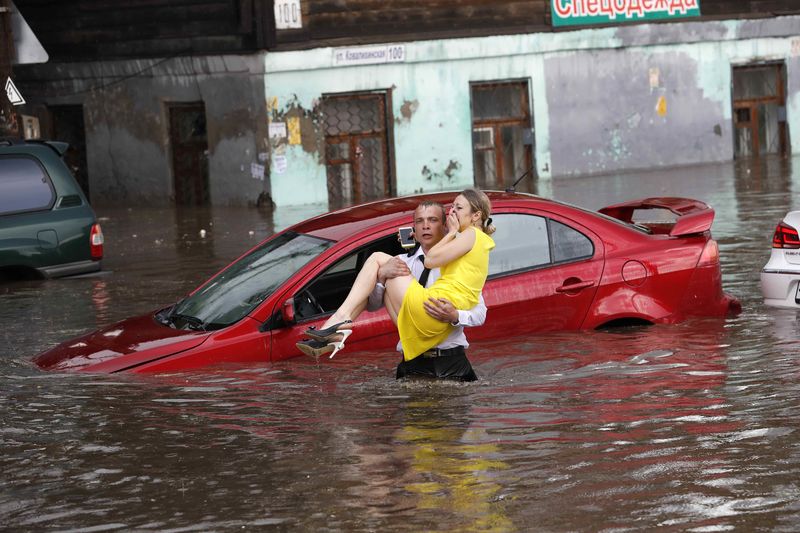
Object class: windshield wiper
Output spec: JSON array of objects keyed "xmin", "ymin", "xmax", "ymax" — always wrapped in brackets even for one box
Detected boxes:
[
  {"xmin": 168, "ymin": 313, "xmax": 207, "ymax": 331},
  {"xmin": 157, "ymin": 301, "xmax": 206, "ymax": 331}
]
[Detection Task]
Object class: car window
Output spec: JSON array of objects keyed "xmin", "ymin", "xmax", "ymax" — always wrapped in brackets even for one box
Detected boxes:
[
  {"xmin": 326, "ymin": 253, "xmax": 357, "ymax": 274},
  {"xmin": 489, "ymin": 213, "xmax": 594, "ymax": 276},
  {"xmin": 0, "ymin": 156, "xmax": 55, "ymax": 215},
  {"xmin": 489, "ymin": 213, "xmax": 550, "ymax": 275},
  {"xmin": 168, "ymin": 231, "xmax": 333, "ymax": 330},
  {"xmin": 296, "ymin": 234, "xmax": 405, "ymax": 320},
  {"xmin": 551, "ymin": 220, "xmax": 594, "ymax": 263}
]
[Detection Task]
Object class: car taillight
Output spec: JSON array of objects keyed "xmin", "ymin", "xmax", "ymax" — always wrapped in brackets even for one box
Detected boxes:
[
  {"xmin": 697, "ymin": 239, "xmax": 719, "ymax": 267},
  {"xmin": 90, "ymin": 223, "xmax": 104, "ymax": 260},
  {"xmin": 772, "ymin": 221, "xmax": 800, "ymax": 249}
]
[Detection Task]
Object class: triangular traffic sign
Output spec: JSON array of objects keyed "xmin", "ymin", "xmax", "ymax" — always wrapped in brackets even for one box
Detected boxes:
[{"xmin": 5, "ymin": 78, "xmax": 25, "ymax": 105}]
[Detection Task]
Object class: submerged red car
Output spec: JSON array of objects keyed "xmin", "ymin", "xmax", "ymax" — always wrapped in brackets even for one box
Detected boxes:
[{"xmin": 34, "ymin": 191, "xmax": 740, "ymax": 373}]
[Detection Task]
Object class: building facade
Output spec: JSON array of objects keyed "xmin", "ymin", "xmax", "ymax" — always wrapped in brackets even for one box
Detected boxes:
[
  {"xmin": 11, "ymin": 1, "xmax": 800, "ymax": 208},
  {"xmin": 266, "ymin": 16, "xmax": 800, "ymax": 207}
]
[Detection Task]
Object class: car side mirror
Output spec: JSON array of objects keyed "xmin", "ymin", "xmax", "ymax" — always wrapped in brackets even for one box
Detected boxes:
[{"xmin": 281, "ymin": 298, "xmax": 296, "ymax": 325}]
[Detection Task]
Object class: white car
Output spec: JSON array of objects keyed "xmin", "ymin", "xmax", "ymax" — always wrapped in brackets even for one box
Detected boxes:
[{"xmin": 761, "ymin": 211, "xmax": 800, "ymax": 308}]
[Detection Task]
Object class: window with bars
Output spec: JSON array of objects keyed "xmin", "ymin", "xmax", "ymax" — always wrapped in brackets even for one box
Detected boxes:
[
  {"xmin": 470, "ymin": 81, "xmax": 535, "ymax": 193},
  {"xmin": 320, "ymin": 92, "xmax": 394, "ymax": 209}
]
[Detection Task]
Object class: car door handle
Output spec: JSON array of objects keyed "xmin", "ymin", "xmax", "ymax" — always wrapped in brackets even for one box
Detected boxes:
[{"xmin": 555, "ymin": 280, "xmax": 596, "ymax": 293}]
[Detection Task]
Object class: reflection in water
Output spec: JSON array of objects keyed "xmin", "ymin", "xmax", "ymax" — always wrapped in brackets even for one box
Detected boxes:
[
  {"xmin": 397, "ymin": 398, "xmax": 512, "ymax": 532},
  {"xmin": 2, "ymin": 158, "xmax": 800, "ymax": 530}
]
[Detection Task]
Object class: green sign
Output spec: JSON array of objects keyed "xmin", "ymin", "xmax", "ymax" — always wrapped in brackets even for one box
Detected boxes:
[{"xmin": 551, "ymin": 0, "xmax": 701, "ymax": 27}]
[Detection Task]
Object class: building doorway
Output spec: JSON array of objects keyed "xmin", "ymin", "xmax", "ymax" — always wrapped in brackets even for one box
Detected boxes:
[
  {"xmin": 168, "ymin": 103, "xmax": 210, "ymax": 206},
  {"xmin": 732, "ymin": 63, "xmax": 788, "ymax": 158},
  {"xmin": 50, "ymin": 105, "xmax": 90, "ymax": 199},
  {"xmin": 321, "ymin": 91, "xmax": 394, "ymax": 209},
  {"xmin": 470, "ymin": 80, "xmax": 535, "ymax": 193}
]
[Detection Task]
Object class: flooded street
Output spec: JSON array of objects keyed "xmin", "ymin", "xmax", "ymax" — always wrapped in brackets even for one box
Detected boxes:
[{"xmin": 3, "ymin": 157, "xmax": 800, "ymax": 531}]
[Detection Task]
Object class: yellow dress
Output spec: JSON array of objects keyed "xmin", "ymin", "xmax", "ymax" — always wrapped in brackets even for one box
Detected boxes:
[{"xmin": 397, "ymin": 226, "xmax": 495, "ymax": 361}]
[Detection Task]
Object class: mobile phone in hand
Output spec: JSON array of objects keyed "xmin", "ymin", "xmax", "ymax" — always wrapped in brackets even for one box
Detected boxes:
[{"xmin": 398, "ymin": 227, "xmax": 415, "ymax": 249}]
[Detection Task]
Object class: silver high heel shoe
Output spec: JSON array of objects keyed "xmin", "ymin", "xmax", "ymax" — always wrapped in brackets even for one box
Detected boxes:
[
  {"xmin": 305, "ymin": 320, "xmax": 353, "ymax": 342},
  {"xmin": 327, "ymin": 329, "xmax": 352, "ymax": 358},
  {"xmin": 296, "ymin": 329, "xmax": 352, "ymax": 359}
]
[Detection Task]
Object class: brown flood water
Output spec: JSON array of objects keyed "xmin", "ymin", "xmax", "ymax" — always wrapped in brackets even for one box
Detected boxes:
[{"xmin": 2, "ymin": 156, "xmax": 800, "ymax": 531}]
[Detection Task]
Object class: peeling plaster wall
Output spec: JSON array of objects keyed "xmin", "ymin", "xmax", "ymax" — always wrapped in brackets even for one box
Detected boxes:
[
  {"xmin": 265, "ymin": 49, "xmax": 536, "ymax": 205},
  {"xmin": 548, "ymin": 35, "xmax": 800, "ymax": 177},
  {"xmin": 546, "ymin": 47, "xmax": 735, "ymax": 175},
  {"xmin": 20, "ymin": 55, "xmax": 269, "ymax": 207},
  {"xmin": 265, "ymin": 16, "xmax": 800, "ymax": 206}
]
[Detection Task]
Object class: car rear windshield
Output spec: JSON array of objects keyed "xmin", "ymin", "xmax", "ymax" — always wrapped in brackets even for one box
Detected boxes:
[
  {"xmin": 0, "ymin": 156, "xmax": 55, "ymax": 215},
  {"xmin": 168, "ymin": 231, "xmax": 333, "ymax": 330}
]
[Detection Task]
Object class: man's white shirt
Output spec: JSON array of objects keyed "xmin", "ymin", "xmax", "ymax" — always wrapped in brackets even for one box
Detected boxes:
[{"xmin": 366, "ymin": 246, "xmax": 487, "ymax": 351}]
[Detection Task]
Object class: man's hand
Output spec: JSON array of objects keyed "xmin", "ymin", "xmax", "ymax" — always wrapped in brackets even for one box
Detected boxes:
[
  {"xmin": 378, "ymin": 257, "xmax": 411, "ymax": 284},
  {"xmin": 423, "ymin": 297, "xmax": 458, "ymax": 324}
]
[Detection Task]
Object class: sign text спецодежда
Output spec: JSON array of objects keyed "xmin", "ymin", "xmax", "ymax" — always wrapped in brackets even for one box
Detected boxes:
[{"xmin": 551, "ymin": 0, "xmax": 701, "ymax": 27}]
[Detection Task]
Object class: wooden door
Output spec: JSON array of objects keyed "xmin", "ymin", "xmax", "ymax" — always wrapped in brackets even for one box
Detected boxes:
[{"xmin": 169, "ymin": 103, "xmax": 210, "ymax": 206}]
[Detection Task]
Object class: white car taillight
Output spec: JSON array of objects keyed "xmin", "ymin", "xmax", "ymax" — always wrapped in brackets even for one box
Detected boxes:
[
  {"xmin": 90, "ymin": 223, "xmax": 104, "ymax": 260},
  {"xmin": 697, "ymin": 239, "xmax": 719, "ymax": 267},
  {"xmin": 772, "ymin": 221, "xmax": 800, "ymax": 249}
]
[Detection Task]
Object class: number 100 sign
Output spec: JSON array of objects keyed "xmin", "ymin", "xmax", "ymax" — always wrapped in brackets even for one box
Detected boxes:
[{"xmin": 275, "ymin": 0, "xmax": 302, "ymax": 29}]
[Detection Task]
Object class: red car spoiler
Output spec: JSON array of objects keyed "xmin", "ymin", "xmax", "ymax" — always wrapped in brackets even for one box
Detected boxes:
[{"xmin": 598, "ymin": 197, "xmax": 715, "ymax": 237}]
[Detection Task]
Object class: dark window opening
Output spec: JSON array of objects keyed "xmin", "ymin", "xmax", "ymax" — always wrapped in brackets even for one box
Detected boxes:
[
  {"xmin": 471, "ymin": 80, "xmax": 536, "ymax": 193},
  {"xmin": 732, "ymin": 63, "xmax": 788, "ymax": 158}
]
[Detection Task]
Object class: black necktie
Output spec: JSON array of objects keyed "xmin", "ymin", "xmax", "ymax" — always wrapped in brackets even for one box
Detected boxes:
[{"xmin": 418, "ymin": 254, "xmax": 431, "ymax": 287}]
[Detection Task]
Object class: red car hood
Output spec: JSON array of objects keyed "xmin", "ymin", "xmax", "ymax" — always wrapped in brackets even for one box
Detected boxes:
[{"xmin": 34, "ymin": 314, "xmax": 211, "ymax": 372}]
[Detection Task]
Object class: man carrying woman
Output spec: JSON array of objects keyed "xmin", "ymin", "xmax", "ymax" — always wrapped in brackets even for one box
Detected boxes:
[
  {"xmin": 296, "ymin": 188, "xmax": 496, "ymax": 372},
  {"xmin": 367, "ymin": 199, "xmax": 487, "ymax": 381}
]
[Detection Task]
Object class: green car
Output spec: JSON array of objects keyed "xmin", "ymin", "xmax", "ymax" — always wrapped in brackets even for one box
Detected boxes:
[{"xmin": 0, "ymin": 139, "xmax": 103, "ymax": 280}]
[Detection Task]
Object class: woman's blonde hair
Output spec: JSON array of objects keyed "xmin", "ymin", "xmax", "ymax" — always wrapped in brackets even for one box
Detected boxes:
[{"xmin": 459, "ymin": 188, "xmax": 495, "ymax": 235}]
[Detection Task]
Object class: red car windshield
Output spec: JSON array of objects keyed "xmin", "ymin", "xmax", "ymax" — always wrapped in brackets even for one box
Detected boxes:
[{"xmin": 165, "ymin": 232, "xmax": 333, "ymax": 330}]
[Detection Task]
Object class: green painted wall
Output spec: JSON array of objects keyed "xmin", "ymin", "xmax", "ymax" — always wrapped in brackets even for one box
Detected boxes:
[{"xmin": 265, "ymin": 16, "xmax": 800, "ymax": 206}]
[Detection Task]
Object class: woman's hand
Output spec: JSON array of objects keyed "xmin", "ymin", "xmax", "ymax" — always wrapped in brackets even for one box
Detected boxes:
[{"xmin": 446, "ymin": 207, "xmax": 460, "ymax": 234}]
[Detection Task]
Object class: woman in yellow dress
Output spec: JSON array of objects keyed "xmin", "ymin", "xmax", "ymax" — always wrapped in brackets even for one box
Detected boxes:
[{"xmin": 297, "ymin": 188, "xmax": 495, "ymax": 361}]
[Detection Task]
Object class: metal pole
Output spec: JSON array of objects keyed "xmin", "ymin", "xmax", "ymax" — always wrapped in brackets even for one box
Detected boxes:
[{"xmin": 0, "ymin": 0, "xmax": 20, "ymax": 137}]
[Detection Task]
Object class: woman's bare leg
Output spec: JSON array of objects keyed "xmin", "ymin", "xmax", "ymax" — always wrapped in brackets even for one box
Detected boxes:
[
  {"xmin": 384, "ymin": 275, "xmax": 413, "ymax": 323},
  {"xmin": 319, "ymin": 251, "xmax": 393, "ymax": 329}
]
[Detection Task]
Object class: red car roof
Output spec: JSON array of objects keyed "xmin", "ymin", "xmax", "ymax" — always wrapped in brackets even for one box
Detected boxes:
[{"xmin": 290, "ymin": 190, "xmax": 557, "ymax": 241}]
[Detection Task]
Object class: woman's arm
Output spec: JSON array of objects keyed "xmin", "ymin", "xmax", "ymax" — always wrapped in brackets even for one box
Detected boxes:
[{"xmin": 424, "ymin": 226, "xmax": 476, "ymax": 268}]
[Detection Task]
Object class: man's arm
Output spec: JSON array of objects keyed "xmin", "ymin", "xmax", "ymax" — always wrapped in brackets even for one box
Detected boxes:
[
  {"xmin": 422, "ymin": 293, "xmax": 486, "ymax": 327},
  {"xmin": 456, "ymin": 293, "xmax": 486, "ymax": 327}
]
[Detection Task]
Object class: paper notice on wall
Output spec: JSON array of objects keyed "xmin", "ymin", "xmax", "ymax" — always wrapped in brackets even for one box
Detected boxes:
[
  {"xmin": 251, "ymin": 162, "xmax": 265, "ymax": 180},
  {"xmin": 656, "ymin": 96, "xmax": 667, "ymax": 117},
  {"xmin": 649, "ymin": 67, "xmax": 660, "ymax": 89},
  {"xmin": 287, "ymin": 117, "xmax": 301, "ymax": 145},
  {"xmin": 273, "ymin": 155, "xmax": 288, "ymax": 174},
  {"xmin": 269, "ymin": 122, "xmax": 287, "ymax": 140}
]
